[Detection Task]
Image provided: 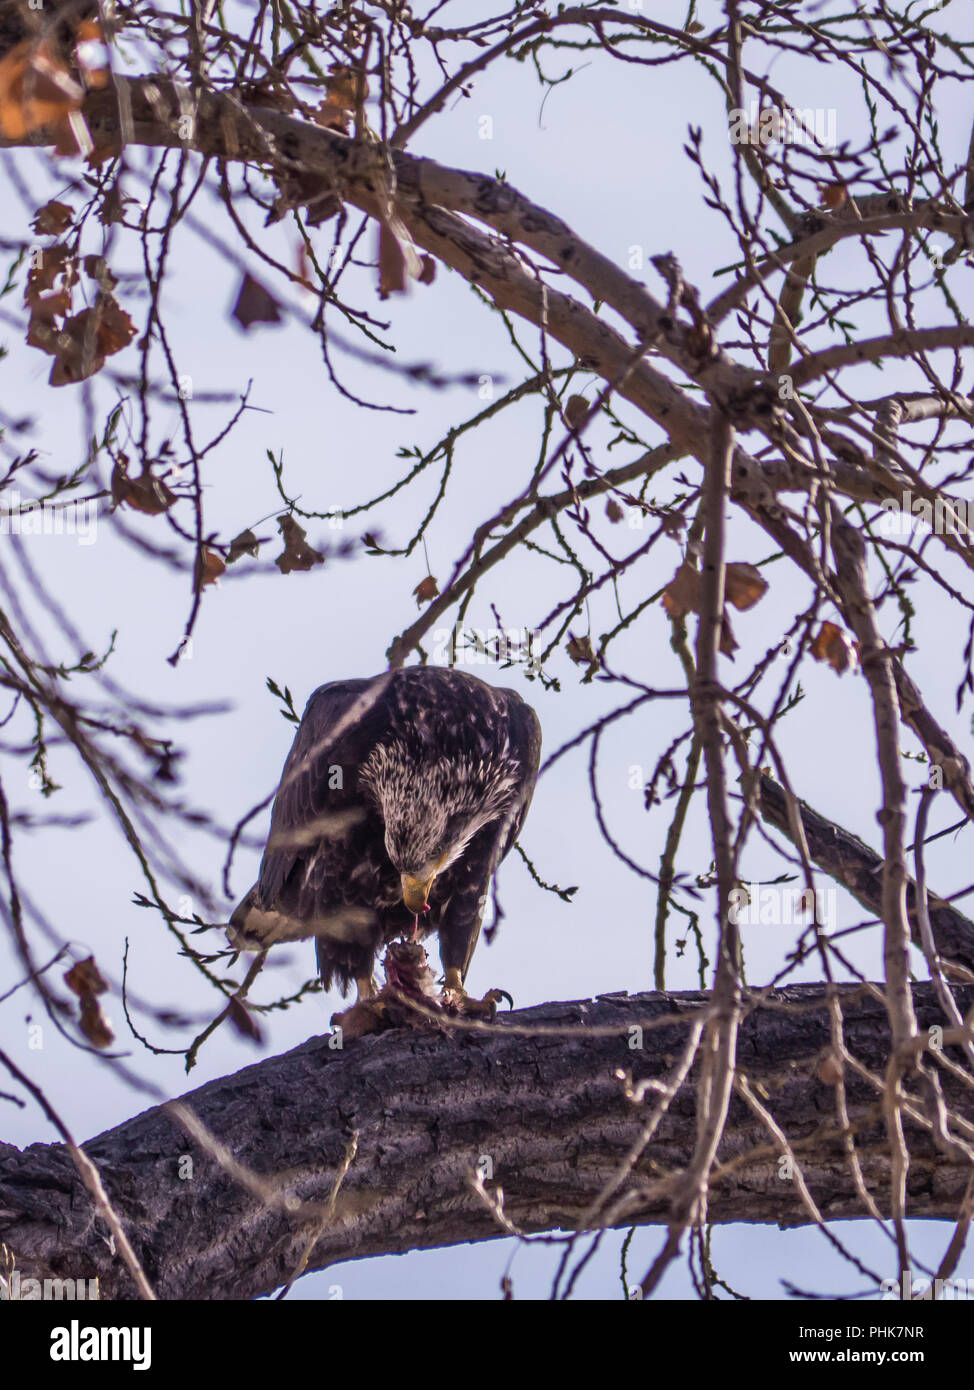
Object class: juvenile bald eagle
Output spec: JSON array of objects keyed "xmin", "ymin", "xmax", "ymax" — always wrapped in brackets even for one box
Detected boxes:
[{"xmin": 230, "ymin": 668, "xmax": 541, "ymax": 1019}]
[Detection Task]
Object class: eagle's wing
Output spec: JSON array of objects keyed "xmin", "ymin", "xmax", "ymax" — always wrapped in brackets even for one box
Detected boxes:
[
  {"xmin": 496, "ymin": 685, "xmax": 543, "ymax": 863},
  {"xmin": 230, "ymin": 676, "xmax": 391, "ymax": 948},
  {"xmin": 439, "ymin": 683, "xmax": 542, "ymax": 982}
]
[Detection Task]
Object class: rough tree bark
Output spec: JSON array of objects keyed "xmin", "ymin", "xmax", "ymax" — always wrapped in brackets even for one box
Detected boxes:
[
  {"xmin": 759, "ymin": 774, "xmax": 974, "ymax": 974},
  {"xmin": 1, "ymin": 980, "xmax": 972, "ymax": 1300}
]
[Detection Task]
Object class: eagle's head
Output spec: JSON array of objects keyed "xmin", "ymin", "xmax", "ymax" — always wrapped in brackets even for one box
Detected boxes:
[{"xmin": 360, "ymin": 741, "xmax": 521, "ymax": 911}]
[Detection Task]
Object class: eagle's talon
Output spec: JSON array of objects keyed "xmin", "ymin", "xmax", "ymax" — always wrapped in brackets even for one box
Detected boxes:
[
  {"xmin": 439, "ymin": 967, "xmax": 511, "ymax": 1020},
  {"xmin": 468, "ymin": 988, "xmax": 514, "ymax": 1020},
  {"xmin": 439, "ymin": 984, "xmax": 513, "ymax": 1021},
  {"xmin": 474, "ymin": 992, "xmax": 499, "ymax": 1023}
]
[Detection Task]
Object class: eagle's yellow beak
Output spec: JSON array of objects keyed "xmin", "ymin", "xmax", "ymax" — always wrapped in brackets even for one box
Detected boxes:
[{"xmin": 401, "ymin": 871, "xmax": 437, "ymax": 913}]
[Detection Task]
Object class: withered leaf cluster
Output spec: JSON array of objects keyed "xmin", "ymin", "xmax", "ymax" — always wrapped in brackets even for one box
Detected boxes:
[
  {"xmin": 26, "ymin": 241, "xmax": 135, "ymax": 385},
  {"xmin": 64, "ymin": 954, "xmax": 114, "ymax": 1049},
  {"xmin": 662, "ymin": 559, "xmax": 769, "ymax": 658}
]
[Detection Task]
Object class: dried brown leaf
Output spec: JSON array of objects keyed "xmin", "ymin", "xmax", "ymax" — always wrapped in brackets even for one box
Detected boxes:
[
  {"xmin": 228, "ymin": 996, "xmax": 263, "ymax": 1044},
  {"xmin": 65, "ymin": 955, "xmax": 108, "ymax": 998},
  {"xmin": 0, "ymin": 39, "xmax": 84, "ymax": 139},
  {"xmin": 412, "ymin": 574, "xmax": 439, "ymax": 605},
  {"xmin": 79, "ymin": 995, "xmax": 115, "ymax": 1048},
  {"xmin": 661, "ymin": 561, "xmax": 700, "ymax": 620},
  {"xmin": 195, "ymin": 547, "xmax": 226, "ymax": 590},
  {"xmin": 719, "ymin": 612, "xmax": 738, "ymax": 659},
  {"xmin": 65, "ymin": 955, "xmax": 114, "ymax": 1049},
  {"xmin": 566, "ymin": 633, "xmax": 598, "ymax": 668},
  {"xmin": 31, "ymin": 200, "xmax": 72, "ymax": 236},
  {"xmin": 111, "ymin": 460, "xmax": 176, "ymax": 515},
  {"xmin": 232, "ymin": 273, "xmax": 282, "ymax": 332},
  {"xmin": 44, "ymin": 293, "xmax": 135, "ymax": 386},
  {"xmin": 564, "ymin": 394, "xmax": 589, "ymax": 428},
  {"xmin": 326, "ymin": 64, "xmax": 368, "ymax": 110},
  {"xmin": 725, "ymin": 561, "xmax": 769, "ymax": 611},
  {"xmin": 810, "ymin": 620, "xmax": 859, "ymax": 674},
  {"xmin": 275, "ymin": 515, "xmax": 324, "ymax": 573},
  {"xmin": 227, "ymin": 529, "xmax": 260, "ymax": 564}
]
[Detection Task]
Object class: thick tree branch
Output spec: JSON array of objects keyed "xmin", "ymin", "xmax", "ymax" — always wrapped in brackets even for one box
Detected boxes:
[
  {"xmin": 3, "ymin": 77, "xmax": 907, "ymax": 517},
  {"xmin": 758, "ymin": 773, "xmax": 974, "ymax": 978},
  {"xmin": 2, "ymin": 983, "xmax": 972, "ymax": 1300}
]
